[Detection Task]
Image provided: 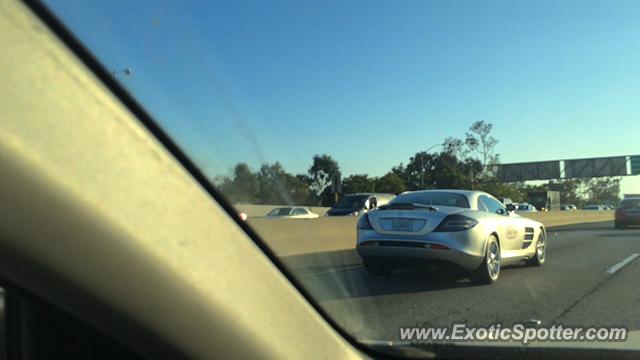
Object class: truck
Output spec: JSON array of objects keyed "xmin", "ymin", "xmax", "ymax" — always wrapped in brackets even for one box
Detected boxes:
[{"xmin": 527, "ymin": 191, "xmax": 560, "ymax": 211}]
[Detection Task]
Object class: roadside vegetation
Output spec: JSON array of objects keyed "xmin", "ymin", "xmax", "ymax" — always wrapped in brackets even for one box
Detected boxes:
[{"xmin": 214, "ymin": 121, "xmax": 621, "ymax": 207}]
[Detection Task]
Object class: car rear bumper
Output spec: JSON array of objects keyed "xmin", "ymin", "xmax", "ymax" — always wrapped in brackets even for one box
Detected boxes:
[
  {"xmin": 615, "ymin": 216, "xmax": 640, "ymax": 226},
  {"xmin": 356, "ymin": 228, "xmax": 487, "ymax": 271},
  {"xmin": 357, "ymin": 244, "xmax": 483, "ymax": 270}
]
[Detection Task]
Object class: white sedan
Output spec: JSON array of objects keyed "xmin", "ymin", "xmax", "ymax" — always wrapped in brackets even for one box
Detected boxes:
[{"xmin": 266, "ymin": 207, "xmax": 319, "ymax": 219}]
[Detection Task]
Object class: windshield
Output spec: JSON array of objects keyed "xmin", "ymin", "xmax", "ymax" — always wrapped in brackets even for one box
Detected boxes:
[
  {"xmin": 44, "ymin": 0, "xmax": 640, "ymax": 356},
  {"xmin": 391, "ymin": 192, "xmax": 470, "ymax": 208},
  {"xmin": 333, "ymin": 195, "xmax": 369, "ymax": 209}
]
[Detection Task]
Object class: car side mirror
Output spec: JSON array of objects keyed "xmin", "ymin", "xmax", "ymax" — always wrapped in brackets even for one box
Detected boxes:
[{"xmin": 506, "ymin": 204, "xmax": 516, "ymax": 213}]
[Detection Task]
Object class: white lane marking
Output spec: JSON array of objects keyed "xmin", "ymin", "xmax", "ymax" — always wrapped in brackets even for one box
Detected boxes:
[{"xmin": 606, "ymin": 253, "xmax": 640, "ymax": 274}]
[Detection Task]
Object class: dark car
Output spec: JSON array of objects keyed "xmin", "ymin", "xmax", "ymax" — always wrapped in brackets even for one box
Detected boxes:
[
  {"xmin": 326, "ymin": 193, "xmax": 395, "ymax": 217},
  {"xmin": 615, "ymin": 198, "xmax": 640, "ymax": 229}
]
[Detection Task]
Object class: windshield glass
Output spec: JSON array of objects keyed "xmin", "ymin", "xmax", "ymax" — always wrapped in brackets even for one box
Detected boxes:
[
  {"xmin": 391, "ymin": 192, "xmax": 470, "ymax": 208},
  {"xmin": 44, "ymin": 0, "xmax": 640, "ymax": 355},
  {"xmin": 333, "ymin": 195, "xmax": 369, "ymax": 209}
]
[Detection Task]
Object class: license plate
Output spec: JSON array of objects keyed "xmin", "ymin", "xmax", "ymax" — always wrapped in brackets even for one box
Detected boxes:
[{"xmin": 392, "ymin": 218, "xmax": 412, "ymax": 231}]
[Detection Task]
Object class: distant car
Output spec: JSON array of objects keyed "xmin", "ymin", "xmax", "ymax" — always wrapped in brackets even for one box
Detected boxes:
[
  {"xmin": 356, "ymin": 190, "xmax": 546, "ymax": 284},
  {"xmin": 266, "ymin": 207, "xmax": 319, "ymax": 219},
  {"xmin": 584, "ymin": 205, "xmax": 606, "ymax": 211},
  {"xmin": 326, "ymin": 193, "xmax": 395, "ymax": 217},
  {"xmin": 516, "ymin": 203, "xmax": 538, "ymax": 212},
  {"xmin": 615, "ymin": 198, "xmax": 640, "ymax": 229},
  {"xmin": 560, "ymin": 204, "xmax": 577, "ymax": 211}
]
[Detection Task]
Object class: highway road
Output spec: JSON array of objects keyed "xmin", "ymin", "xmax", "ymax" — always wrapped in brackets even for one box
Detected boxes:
[{"xmin": 288, "ymin": 221, "xmax": 640, "ymax": 344}]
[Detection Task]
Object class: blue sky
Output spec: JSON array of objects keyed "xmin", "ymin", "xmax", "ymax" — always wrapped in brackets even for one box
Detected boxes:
[{"xmin": 47, "ymin": 0, "xmax": 640, "ymax": 193}]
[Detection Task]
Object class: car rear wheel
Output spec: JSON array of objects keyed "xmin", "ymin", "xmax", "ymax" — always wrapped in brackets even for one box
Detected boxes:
[
  {"xmin": 363, "ymin": 258, "xmax": 394, "ymax": 276},
  {"xmin": 526, "ymin": 231, "xmax": 546, "ymax": 266},
  {"xmin": 471, "ymin": 235, "xmax": 500, "ymax": 284}
]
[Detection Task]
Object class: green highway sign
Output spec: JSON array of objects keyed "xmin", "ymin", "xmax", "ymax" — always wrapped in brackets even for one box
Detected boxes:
[{"xmin": 631, "ymin": 156, "xmax": 640, "ymax": 175}]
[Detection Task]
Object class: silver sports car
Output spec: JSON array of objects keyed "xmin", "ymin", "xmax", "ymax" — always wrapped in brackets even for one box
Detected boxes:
[{"xmin": 356, "ymin": 190, "xmax": 546, "ymax": 284}]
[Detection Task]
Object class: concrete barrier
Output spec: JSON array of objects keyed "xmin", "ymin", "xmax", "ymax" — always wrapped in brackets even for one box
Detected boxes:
[
  {"xmin": 248, "ymin": 217, "xmax": 358, "ymax": 256},
  {"xmin": 248, "ymin": 211, "xmax": 613, "ymax": 258},
  {"xmin": 518, "ymin": 211, "xmax": 613, "ymax": 228}
]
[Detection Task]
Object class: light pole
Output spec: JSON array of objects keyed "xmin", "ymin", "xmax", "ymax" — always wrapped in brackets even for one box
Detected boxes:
[{"xmin": 421, "ymin": 143, "xmax": 445, "ymax": 189}]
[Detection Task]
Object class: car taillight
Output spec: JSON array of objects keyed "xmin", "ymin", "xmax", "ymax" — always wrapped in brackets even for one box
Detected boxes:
[
  {"xmin": 357, "ymin": 213, "xmax": 373, "ymax": 230},
  {"xmin": 433, "ymin": 214, "xmax": 478, "ymax": 232}
]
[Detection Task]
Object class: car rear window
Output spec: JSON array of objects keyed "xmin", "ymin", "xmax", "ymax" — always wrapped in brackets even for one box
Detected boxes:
[
  {"xmin": 390, "ymin": 192, "xmax": 470, "ymax": 208},
  {"xmin": 619, "ymin": 199, "xmax": 640, "ymax": 208}
]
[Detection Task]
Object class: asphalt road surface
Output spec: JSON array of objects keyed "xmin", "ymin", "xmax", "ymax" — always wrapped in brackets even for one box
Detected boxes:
[{"xmin": 290, "ymin": 221, "xmax": 640, "ymax": 344}]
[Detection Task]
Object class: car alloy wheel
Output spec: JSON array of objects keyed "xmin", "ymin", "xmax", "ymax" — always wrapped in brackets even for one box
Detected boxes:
[
  {"xmin": 471, "ymin": 235, "xmax": 500, "ymax": 284},
  {"xmin": 536, "ymin": 233, "xmax": 546, "ymax": 263},
  {"xmin": 526, "ymin": 231, "xmax": 546, "ymax": 266},
  {"xmin": 487, "ymin": 238, "xmax": 500, "ymax": 280}
]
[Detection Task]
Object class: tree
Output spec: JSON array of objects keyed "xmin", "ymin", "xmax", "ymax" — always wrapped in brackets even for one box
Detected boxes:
[
  {"xmin": 375, "ymin": 172, "xmax": 407, "ymax": 194},
  {"xmin": 429, "ymin": 152, "xmax": 481, "ymax": 189},
  {"xmin": 342, "ymin": 174, "xmax": 376, "ymax": 194},
  {"xmin": 215, "ymin": 163, "xmax": 259, "ymax": 203},
  {"xmin": 465, "ymin": 120, "xmax": 500, "ymax": 173},
  {"xmin": 214, "ymin": 120, "xmax": 510, "ymax": 205},
  {"xmin": 402, "ymin": 151, "xmax": 437, "ymax": 190},
  {"xmin": 308, "ymin": 154, "xmax": 340, "ymax": 195},
  {"xmin": 584, "ymin": 177, "xmax": 621, "ymax": 206},
  {"xmin": 391, "ymin": 163, "xmax": 405, "ymax": 178},
  {"xmin": 442, "ymin": 136, "xmax": 470, "ymax": 159},
  {"xmin": 295, "ymin": 174, "xmax": 319, "ymax": 205},
  {"xmin": 396, "ymin": 151, "xmax": 481, "ymax": 191},
  {"xmin": 255, "ymin": 162, "xmax": 290, "ymax": 204}
]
